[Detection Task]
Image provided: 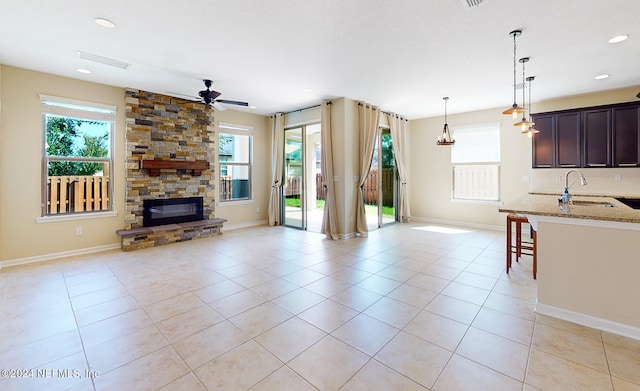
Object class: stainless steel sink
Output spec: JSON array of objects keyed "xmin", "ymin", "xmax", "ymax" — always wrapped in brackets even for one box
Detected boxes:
[
  {"xmin": 615, "ymin": 198, "xmax": 640, "ymax": 210},
  {"xmin": 571, "ymin": 200, "xmax": 616, "ymax": 208}
]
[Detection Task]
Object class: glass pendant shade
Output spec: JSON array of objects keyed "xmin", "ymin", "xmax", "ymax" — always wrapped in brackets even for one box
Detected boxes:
[
  {"xmin": 521, "ymin": 75, "xmax": 539, "ymax": 137},
  {"xmin": 503, "ymin": 30, "xmax": 527, "ymax": 117},
  {"xmin": 436, "ymin": 97, "xmax": 455, "ymax": 146},
  {"xmin": 513, "ymin": 57, "xmax": 533, "ymax": 130}
]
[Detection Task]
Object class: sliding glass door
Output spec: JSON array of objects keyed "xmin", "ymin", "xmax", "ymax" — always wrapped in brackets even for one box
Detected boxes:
[
  {"xmin": 365, "ymin": 127, "xmax": 398, "ymax": 230},
  {"xmin": 281, "ymin": 123, "xmax": 322, "ymax": 231},
  {"xmin": 283, "ymin": 127, "xmax": 304, "ymax": 229}
]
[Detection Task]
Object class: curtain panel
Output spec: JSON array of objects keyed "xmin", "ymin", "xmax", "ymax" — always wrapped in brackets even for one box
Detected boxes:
[
  {"xmin": 387, "ymin": 113, "xmax": 411, "ymax": 222},
  {"xmin": 268, "ymin": 113, "xmax": 285, "ymax": 226},
  {"xmin": 320, "ymin": 102, "xmax": 339, "ymax": 240},
  {"xmin": 356, "ymin": 103, "xmax": 380, "ymax": 236}
]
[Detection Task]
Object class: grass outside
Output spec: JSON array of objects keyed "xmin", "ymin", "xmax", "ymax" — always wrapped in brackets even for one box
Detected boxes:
[{"xmin": 286, "ymin": 198, "xmax": 394, "ymax": 217}]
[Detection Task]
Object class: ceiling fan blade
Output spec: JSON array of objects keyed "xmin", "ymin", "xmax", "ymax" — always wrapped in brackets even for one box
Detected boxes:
[
  {"xmin": 212, "ymin": 102, "xmax": 227, "ymax": 111},
  {"xmin": 216, "ymin": 99, "xmax": 249, "ymax": 106}
]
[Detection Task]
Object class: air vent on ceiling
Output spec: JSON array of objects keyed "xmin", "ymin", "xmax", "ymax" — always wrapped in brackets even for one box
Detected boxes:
[
  {"xmin": 77, "ymin": 51, "xmax": 130, "ymax": 70},
  {"xmin": 462, "ymin": 0, "xmax": 485, "ymax": 8}
]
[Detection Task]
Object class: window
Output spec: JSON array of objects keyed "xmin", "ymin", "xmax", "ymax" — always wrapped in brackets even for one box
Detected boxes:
[
  {"xmin": 451, "ymin": 123, "xmax": 501, "ymax": 201},
  {"xmin": 41, "ymin": 95, "xmax": 115, "ymax": 216},
  {"xmin": 218, "ymin": 123, "xmax": 253, "ymax": 202}
]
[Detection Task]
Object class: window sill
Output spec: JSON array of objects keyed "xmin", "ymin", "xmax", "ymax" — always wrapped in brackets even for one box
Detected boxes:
[
  {"xmin": 450, "ymin": 198, "xmax": 502, "ymax": 206},
  {"xmin": 36, "ymin": 211, "xmax": 118, "ymax": 224},
  {"xmin": 217, "ymin": 199, "xmax": 255, "ymax": 207}
]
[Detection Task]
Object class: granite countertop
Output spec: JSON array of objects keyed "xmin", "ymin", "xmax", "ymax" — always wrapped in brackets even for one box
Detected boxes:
[{"xmin": 499, "ymin": 194, "xmax": 640, "ymax": 224}]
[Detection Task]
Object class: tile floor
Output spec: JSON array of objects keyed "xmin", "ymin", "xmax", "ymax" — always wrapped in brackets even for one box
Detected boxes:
[{"xmin": 1, "ymin": 223, "xmax": 639, "ymax": 390}]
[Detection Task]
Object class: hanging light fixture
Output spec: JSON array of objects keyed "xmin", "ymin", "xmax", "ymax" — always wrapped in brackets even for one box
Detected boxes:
[
  {"xmin": 522, "ymin": 76, "xmax": 540, "ymax": 137},
  {"xmin": 436, "ymin": 97, "xmax": 455, "ymax": 146},
  {"xmin": 502, "ymin": 30, "xmax": 527, "ymax": 118},
  {"xmin": 514, "ymin": 57, "xmax": 535, "ymax": 131}
]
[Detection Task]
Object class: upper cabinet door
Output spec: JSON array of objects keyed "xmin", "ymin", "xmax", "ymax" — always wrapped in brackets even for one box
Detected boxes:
[
  {"xmin": 583, "ymin": 109, "xmax": 611, "ymax": 167},
  {"xmin": 532, "ymin": 114, "xmax": 555, "ymax": 168},
  {"xmin": 555, "ymin": 112, "xmax": 581, "ymax": 167},
  {"xmin": 613, "ymin": 105, "xmax": 640, "ymax": 167}
]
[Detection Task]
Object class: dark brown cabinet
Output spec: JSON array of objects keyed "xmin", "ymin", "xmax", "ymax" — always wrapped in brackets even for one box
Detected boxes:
[
  {"xmin": 556, "ymin": 112, "xmax": 581, "ymax": 167},
  {"xmin": 532, "ymin": 114, "xmax": 555, "ymax": 167},
  {"xmin": 532, "ymin": 101, "xmax": 640, "ymax": 168},
  {"xmin": 613, "ymin": 105, "xmax": 640, "ymax": 167},
  {"xmin": 583, "ymin": 108, "xmax": 610, "ymax": 167}
]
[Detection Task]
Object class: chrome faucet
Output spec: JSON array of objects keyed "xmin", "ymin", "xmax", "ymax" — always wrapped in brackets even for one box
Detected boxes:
[{"xmin": 559, "ymin": 169, "xmax": 588, "ymax": 203}]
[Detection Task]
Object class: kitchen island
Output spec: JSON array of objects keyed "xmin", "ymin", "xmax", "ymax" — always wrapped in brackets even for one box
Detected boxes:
[{"xmin": 500, "ymin": 194, "xmax": 640, "ymax": 340}]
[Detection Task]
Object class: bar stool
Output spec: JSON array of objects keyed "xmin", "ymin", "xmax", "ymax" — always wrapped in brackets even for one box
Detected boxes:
[{"xmin": 506, "ymin": 213, "xmax": 537, "ymax": 279}]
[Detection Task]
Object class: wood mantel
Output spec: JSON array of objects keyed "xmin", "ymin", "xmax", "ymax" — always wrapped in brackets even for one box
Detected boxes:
[{"xmin": 140, "ymin": 159, "xmax": 210, "ymax": 176}]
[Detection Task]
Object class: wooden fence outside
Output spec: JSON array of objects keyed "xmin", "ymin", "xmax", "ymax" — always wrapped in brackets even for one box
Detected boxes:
[
  {"xmin": 47, "ymin": 176, "xmax": 109, "ymax": 214},
  {"xmin": 282, "ymin": 169, "xmax": 394, "ymax": 205}
]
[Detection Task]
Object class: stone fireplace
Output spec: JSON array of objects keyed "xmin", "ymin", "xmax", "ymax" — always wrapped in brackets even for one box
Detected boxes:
[{"xmin": 117, "ymin": 89, "xmax": 225, "ymax": 251}]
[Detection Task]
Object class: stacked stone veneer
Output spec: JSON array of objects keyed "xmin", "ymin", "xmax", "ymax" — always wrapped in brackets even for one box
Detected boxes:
[{"xmin": 123, "ymin": 89, "xmax": 218, "ymax": 247}]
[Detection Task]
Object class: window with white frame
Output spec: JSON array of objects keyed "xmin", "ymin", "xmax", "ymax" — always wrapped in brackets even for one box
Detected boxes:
[
  {"xmin": 451, "ymin": 123, "xmax": 501, "ymax": 201},
  {"xmin": 41, "ymin": 95, "xmax": 115, "ymax": 216},
  {"xmin": 218, "ymin": 123, "xmax": 253, "ymax": 202}
]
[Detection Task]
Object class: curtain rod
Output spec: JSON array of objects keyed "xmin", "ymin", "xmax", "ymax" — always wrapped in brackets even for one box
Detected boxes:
[
  {"xmin": 358, "ymin": 102, "xmax": 408, "ymax": 121},
  {"xmin": 284, "ymin": 101, "xmax": 332, "ymax": 115}
]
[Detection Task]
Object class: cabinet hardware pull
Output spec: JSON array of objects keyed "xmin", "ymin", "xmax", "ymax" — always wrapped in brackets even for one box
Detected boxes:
[
  {"xmin": 588, "ymin": 164, "xmax": 607, "ymax": 167},
  {"xmin": 617, "ymin": 163, "xmax": 638, "ymax": 167},
  {"xmin": 560, "ymin": 164, "xmax": 577, "ymax": 167}
]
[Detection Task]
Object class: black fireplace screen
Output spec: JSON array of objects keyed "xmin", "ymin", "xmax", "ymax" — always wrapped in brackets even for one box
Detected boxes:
[{"xmin": 143, "ymin": 197, "xmax": 204, "ymax": 227}]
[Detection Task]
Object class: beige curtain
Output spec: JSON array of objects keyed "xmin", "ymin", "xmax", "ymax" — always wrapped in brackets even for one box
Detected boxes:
[
  {"xmin": 387, "ymin": 113, "xmax": 411, "ymax": 222},
  {"xmin": 268, "ymin": 113, "xmax": 285, "ymax": 226},
  {"xmin": 320, "ymin": 102, "xmax": 339, "ymax": 240},
  {"xmin": 356, "ymin": 103, "xmax": 380, "ymax": 237}
]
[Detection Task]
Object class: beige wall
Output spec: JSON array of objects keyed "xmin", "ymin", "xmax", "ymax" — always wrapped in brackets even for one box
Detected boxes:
[
  {"xmin": 214, "ymin": 109, "xmax": 271, "ymax": 228},
  {"xmin": 0, "ymin": 66, "xmax": 272, "ymax": 262},
  {"xmin": 0, "ymin": 66, "xmax": 126, "ymax": 261},
  {"xmin": 537, "ymin": 220, "xmax": 640, "ymax": 332},
  {"xmin": 409, "ymin": 86, "xmax": 640, "ymax": 229}
]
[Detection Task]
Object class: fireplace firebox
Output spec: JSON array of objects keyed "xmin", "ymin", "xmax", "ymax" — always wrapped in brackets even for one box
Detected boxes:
[{"xmin": 143, "ymin": 197, "xmax": 204, "ymax": 227}]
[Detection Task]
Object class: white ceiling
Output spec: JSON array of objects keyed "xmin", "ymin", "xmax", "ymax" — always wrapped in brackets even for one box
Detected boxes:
[{"xmin": 1, "ymin": 0, "xmax": 639, "ymax": 119}]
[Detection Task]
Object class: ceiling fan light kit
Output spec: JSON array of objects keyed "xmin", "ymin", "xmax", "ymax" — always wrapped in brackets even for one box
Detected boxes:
[{"xmin": 197, "ymin": 79, "xmax": 249, "ymax": 111}]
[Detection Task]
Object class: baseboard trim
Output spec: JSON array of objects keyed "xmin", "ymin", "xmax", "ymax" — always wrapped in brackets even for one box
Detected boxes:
[
  {"xmin": 535, "ymin": 303, "xmax": 640, "ymax": 341},
  {"xmin": 224, "ymin": 220, "xmax": 268, "ymax": 231},
  {"xmin": 0, "ymin": 243, "xmax": 120, "ymax": 270},
  {"xmin": 410, "ymin": 216, "xmax": 503, "ymax": 232}
]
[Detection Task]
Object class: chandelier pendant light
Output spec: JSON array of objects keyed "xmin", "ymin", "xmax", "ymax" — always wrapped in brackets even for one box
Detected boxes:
[
  {"xmin": 502, "ymin": 30, "xmax": 527, "ymax": 118},
  {"xmin": 436, "ymin": 97, "xmax": 455, "ymax": 146},
  {"xmin": 522, "ymin": 75, "xmax": 540, "ymax": 137},
  {"xmin": 514, "ymin": 57, "xmax": 535, "ymax": 130}
]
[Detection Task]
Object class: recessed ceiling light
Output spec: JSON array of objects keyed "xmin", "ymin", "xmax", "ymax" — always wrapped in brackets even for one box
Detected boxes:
[
  {"xmin": 595, "ymin": 74, "xmax": 610, "ymax": 80},
  {"xmin": 303, "ymin": 88, "xmax": 313, "ymax": 93},
  {"xmin": 608, "ymin": 35, "xmax": 629, "ymax": 44},
  {"xmin": 249, "ymin": 106, "xmax": 257, "ymax": 109},
  {"xmin": 76, "ymin": 68, "xmax": 92, "ymax": 74},
  {"xmin": 95, "ymin": 18, "xmax": 116, "ymax": 28}
]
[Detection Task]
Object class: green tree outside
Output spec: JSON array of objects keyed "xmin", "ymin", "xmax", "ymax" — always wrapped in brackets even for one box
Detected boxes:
[{"xmin": 46, "ymin": 116, "xmax": 108, "ymax": 176}]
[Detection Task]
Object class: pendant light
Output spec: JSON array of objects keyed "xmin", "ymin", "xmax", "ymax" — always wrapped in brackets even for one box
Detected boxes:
[
  {"xmin": 502, "ymin": 30, "xmax": 527, "ymax": 118},
  {"xmin": 522, "ymin": 76, "xmax": 540, "ymax": 137},
  {"xmin": 436, "ymin": 97, "xmax": 455, "ymax": 146},
  {"xmin": 514, "ymin": 57, "xmax": 535, "ymax": 130}
]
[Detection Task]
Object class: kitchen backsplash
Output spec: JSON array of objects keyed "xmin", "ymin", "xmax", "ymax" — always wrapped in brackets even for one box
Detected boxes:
[{"xmin": 530, "ymin": 167, "xmax": 640, "ymax": 197}]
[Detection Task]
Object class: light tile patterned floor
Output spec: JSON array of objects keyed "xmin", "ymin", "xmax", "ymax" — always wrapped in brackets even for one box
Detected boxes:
[{"xmin": 1, "ymin": 223, "xmax": 639, "ymax": 390}]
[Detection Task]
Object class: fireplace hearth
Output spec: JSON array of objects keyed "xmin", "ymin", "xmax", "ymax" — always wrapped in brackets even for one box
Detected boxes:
[{"xmin": 143, "ymin": 197, "xmax": 204, "ymax": 227}]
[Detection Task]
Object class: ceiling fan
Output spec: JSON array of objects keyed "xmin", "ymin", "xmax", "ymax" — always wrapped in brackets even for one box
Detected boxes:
[{"xmin": 197, "ymin": 79, "xmax": 248, "ymax": 111}]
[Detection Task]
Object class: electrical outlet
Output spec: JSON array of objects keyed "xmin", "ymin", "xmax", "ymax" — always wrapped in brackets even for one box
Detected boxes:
[
  {"xmin": 256, "ymin": 207, "xmax": 260, "ymax": 213},
  {"xmin": 555, "ymin": 176, "xmax": 561, "ymax": 183},
  {"xmin": 615, "ymin": 174, "xmax": 621, "ymax": 182},
  {"xmin": 522, "ymin": 175, "xmax": 530, "ymax": 182},
  {"xmin": 75, "ymin": 227, "xmax": 83, "ymax": 236}
]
